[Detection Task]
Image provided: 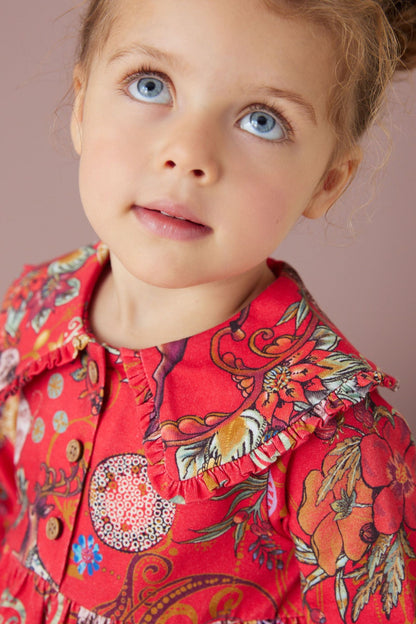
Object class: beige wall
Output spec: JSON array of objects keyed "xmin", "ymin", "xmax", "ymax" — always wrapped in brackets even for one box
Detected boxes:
[{"xmin": 1, "ymin": 3, "xmax": 415, "ymax": 433}]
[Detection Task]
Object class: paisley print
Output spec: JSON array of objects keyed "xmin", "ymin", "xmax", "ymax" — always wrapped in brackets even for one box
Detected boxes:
[{"xmin": 0, "ymin": 244, "xmax": 414, "ymax": 623}]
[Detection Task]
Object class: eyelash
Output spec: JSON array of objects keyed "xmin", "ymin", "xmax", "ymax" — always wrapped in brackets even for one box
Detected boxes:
[
  {"xmin": 121, "ymin": 64, "xmax": 174, "ymax": 98},
  {"xmin": 120, "ymin": 65, "xmax": 295, "ymax": 142},
  {"xmin": 242, "ymin": 103, "xmax": 295, "ymax": 143}
]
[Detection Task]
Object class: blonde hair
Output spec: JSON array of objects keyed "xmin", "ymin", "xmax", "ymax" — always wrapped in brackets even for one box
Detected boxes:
[
  {"xmin": 266, "ymin": 0, "xmax": 416, "ymax": 157},
  {"xmin": 75, "ymin": 0, "xmax": 416, "ymax": 156}
]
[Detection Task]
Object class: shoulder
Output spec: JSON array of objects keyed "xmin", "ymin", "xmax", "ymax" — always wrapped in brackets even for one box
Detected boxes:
[
  {"xmin": 285, "ymin": 388, "xmax": 415, "ymax": 511},
  {"xmin": 0, "ymin": 244, "xmax": 106, "ymax": 346},
  {"xmin": 277, "ymin": 389, "xmax": 416, "ymax": 622},
  {"xmin": 144, "ymin": 261, "xmax": 400, "ymax": 502},
  {"xmin": 0, "ymin": 243, "xmax": 108, "ymax": 397}
]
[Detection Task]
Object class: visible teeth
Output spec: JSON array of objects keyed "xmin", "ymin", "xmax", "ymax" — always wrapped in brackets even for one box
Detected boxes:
[{"xmin": 160, "ymin": 210, "xmax": 186, "ymax": 221}]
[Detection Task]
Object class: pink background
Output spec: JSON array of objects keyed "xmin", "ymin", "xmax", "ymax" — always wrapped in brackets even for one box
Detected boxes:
[{"xmin": 1, "ymin": 3, "xmax": 415, "ymax": 433}]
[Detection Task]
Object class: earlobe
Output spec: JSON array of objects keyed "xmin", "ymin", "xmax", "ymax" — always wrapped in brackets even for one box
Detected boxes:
[
  {"xmin": 70, "ymin": 65, "xmax": 86, "ymax": 156},
  {"xmin": 303, "ymin": 147, "xmax": 363, "ymax": 219}
]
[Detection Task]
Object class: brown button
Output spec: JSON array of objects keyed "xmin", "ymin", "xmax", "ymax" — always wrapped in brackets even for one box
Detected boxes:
[
  {"xmin": 88, "ymin": 360, "xmax": 99, "ymax": 385},
  {"xmin": 46, "ymin": 517, "xmax": 62, "ymax": 541},
  {"xmin": 66, "ymin": 439, "xmax": 83, "ymax": 463}
]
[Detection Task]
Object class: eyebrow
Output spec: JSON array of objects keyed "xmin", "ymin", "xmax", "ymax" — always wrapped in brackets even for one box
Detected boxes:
[
  {"xmin": 108, "ymin": 43, "xmax": 317, "ymax": 125},
  {"xmin": 260, "ymin": 87, "xmax": 317, "ymax": 125},
  {"xmin": 108, "ymin": 42, "xmax": 185, "ymax": 70}
]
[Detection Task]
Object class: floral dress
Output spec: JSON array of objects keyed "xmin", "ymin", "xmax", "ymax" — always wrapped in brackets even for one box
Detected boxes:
[{"xmin": 0, "ymin": 242, "xmax": 415, "ymax": 624}]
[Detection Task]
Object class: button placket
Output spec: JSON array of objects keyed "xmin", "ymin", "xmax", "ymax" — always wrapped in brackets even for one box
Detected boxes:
[
  {"xmin": 88, "ymin": 360, "xmax": 99, "ymax": 385},
  {"xmin": 85, "ymin": 342, "xmax": 106, "ymax": 419},
  {"xmin": 67, "ymin": 335, "xmax": 89, "ymax": 466},
  {"xmin": 41, "ymin": 339, "xmax": 107, "ymax": 584}
]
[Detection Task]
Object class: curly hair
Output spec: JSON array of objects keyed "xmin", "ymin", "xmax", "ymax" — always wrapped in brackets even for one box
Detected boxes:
[{"xmin": 262, "ymin": 0, "xmax": 416, "ymax": 157}]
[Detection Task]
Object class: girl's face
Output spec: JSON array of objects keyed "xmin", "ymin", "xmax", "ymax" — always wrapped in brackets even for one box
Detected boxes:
[{"xmin": 72, "ymin": 0, "xmax": 356, "ymax": 290}]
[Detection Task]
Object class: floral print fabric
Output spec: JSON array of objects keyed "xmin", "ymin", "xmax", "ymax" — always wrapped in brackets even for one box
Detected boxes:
[{"xmin": 0, "ymin": 243, "xmax": 414, "ymax": 623}]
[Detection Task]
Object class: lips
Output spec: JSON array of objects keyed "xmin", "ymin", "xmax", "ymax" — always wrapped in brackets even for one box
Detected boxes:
[{"xmin": 132, "ymin": 201, "xmax": 211, "ymax": 241}]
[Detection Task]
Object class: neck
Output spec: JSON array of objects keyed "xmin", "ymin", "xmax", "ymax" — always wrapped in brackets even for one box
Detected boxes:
[{"xmin": 89, "ymin": 253, "xmax": 275, "ymax": 350}]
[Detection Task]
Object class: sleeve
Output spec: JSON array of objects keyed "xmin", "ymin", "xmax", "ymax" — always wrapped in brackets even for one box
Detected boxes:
[
  {"xmin": 0, "ymin": 268, "xmax": 33, "ymax": 547},
  {"xmin": 272, "ymin": 390, "xmax": 416, "ymax": 623},
  {"xmin": 0, "ymin": 397, "xmax": 18, "ymax": 545}
]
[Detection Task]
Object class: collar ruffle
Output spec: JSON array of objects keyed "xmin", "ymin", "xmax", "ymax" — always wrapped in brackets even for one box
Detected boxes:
[{"xmin": 0, "ymin": 242, "xmax": 397, "ymax": 502}]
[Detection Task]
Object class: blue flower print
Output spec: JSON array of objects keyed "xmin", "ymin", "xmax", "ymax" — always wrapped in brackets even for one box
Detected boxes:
[{"xmin": 72, "ymin": 534, "xmax": 103, "ymax": 576}]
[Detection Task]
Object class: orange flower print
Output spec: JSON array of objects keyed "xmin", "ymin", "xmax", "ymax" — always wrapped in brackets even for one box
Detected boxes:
[
  {"xmin": 256, "ymin": 340, "xmax": 325, "ymax": 425},
  {"xmin": 361, "ymin": 418, "xmax": 416, "ymax": 535},
  {"xmin": 298, "ymin": 454, "xmax": 374, "ymax": 576}
]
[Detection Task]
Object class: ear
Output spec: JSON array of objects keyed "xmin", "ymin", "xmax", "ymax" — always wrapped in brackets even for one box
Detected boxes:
[
  {"xmin": 303, "ymin": 147, "xmax": 362, "ymax": 219},
  {"xmin": 70, "ymin": 64, "xmax": 87, "ymax": 156}
]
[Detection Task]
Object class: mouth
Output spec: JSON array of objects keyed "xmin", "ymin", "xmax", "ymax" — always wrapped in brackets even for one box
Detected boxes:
[
  {"xmin": 156, "ymin": 209, "xmax": 201, "ymax": 225},
  {"xmin": 132, "ymin": 201, "xmax": 211, "ymax": 241}
]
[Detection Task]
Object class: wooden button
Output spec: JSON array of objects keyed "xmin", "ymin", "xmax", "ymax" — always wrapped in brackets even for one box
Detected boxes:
[
  {"xmin": 46, "ymin": 517, "xmax": 62, "ymax": 541},
  {"xmin": 66, "ymin": 439, "xmax": 83, "ymax": 463},
  {"xmin": 88, "ymin": 360, "xmax": 99, "ymax": 385}
]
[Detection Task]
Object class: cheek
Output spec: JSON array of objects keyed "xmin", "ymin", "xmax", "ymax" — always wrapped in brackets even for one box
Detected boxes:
[
  {"xmin": 78, "ymin": 147, "xmax": 108, "ymax": 211},
  {"xmin": 78, "ymin": 133, "xmax": 139, "ymax": 209},
  {"xmin": 234, "ymin": 142, "xmax": 323, "ymax": 209},
  {"xmin": 232, "ymin": 169, "xmax": 306, "ymax": 230}
]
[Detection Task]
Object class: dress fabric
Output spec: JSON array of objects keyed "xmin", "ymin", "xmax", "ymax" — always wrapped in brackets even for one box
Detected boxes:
[{"xmin": 0, "ymin": 242, "xmax": 415, "ymax": 624}]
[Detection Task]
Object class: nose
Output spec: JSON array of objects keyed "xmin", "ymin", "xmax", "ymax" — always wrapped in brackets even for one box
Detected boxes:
[
  {"xmin": 156, "ymin": 115, "xmax": 222, "ymax": 184},
  {"xmin": 164, "ymin": 159, "xmax": 206, "ymax": 179}
]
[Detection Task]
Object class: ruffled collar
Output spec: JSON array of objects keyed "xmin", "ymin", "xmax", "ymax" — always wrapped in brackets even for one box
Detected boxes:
[{"xmin": 0, "ymin": 242, "xmax": 397, "ymax": 502}]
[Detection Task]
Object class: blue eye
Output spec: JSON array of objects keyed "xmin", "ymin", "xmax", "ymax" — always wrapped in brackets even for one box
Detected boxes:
[
  {"xmin": 128, "ymin": 76, "xmax": 171, "ymax": 104},
  {"xmin": 240, "ymin": 110, "xmax": 286, "ymax": 141}
]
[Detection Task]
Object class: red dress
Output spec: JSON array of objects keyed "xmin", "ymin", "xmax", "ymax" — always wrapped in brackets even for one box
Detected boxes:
[{"xmin": 0, "ymin": 242, "xmax": 415, "ymax": 623}]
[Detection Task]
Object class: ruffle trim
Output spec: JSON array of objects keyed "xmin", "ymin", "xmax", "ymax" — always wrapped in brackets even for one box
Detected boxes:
[
  {"xmin": 143, "ymin": 369, "xmax": 394, "ymax": 504},
  {"xmin": 0, "ymin": 547, "xmax": 116, "ymax": 624},
  {"xmin": 0, "ymin": 547, "xmax": 71, "ymax": 623},
  {"xmin": 0, "ymin": 244, "xmax": 398, "ymax": 508},
  {"xmin": 0, "ymin": 242, "xmax": 106, "ymax": 405},
  {"xmin": 0, "ymin": 547, "xmax": 304, "ymax": 624},
  {"xmin": 0, "ymin": 340, "xmax": 80, "ymax": 406}
]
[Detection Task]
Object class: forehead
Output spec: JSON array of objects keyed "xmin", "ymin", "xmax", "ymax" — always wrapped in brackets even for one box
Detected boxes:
[
  {"xmin": 95, "ymin": 0, "xmax": 335, "ymax": 117},
  {"xmin": 104, "ymin": 0, "xmax": 329, "ymax": 49},
  {"xmin": 102, "ymin": 0, "xmax": 332, "ymax": 57}
]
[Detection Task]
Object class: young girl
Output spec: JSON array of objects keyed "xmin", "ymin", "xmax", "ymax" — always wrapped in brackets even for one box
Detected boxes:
[{"xmin": 0, "ymin": 0, "xmax": 415, "ymax": 622}]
